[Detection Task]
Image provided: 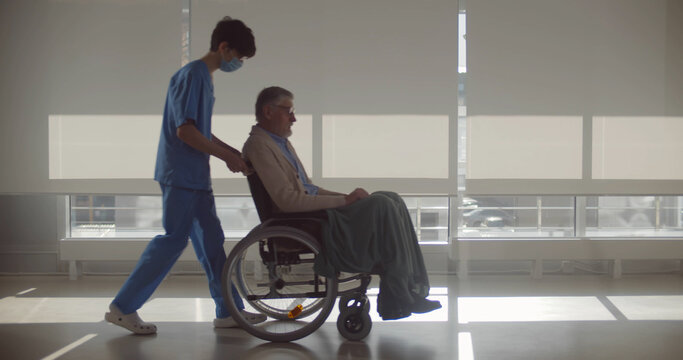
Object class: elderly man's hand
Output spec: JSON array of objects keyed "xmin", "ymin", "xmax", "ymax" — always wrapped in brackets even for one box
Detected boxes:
[{"xmin": 344, "ymin": 188, "xmax": 370, "ymax": 205}]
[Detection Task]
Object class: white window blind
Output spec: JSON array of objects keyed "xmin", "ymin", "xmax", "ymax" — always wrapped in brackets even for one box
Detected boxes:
[
  {"xmin": 322, "ymin": 115, "xmax": 449, "ymax": 179},
  {"xmin": 467, "ymin": 116, "xmax": 583, "ymax": 179},
  {"xmin": 1, "ymin": 0, "xmax": 181, "ymax": 194},
  {"xmin": 593, "ymin": 116, "xmax": 683, "ymax": 180},
  {"xmin": 465, "ymin": 0, "xmax": 683, "ymax": 193}
]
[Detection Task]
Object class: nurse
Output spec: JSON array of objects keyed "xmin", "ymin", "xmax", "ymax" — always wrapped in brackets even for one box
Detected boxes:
[{"xmin": 104, "ymin": 16, "xmax": 265, "ymax": 334}]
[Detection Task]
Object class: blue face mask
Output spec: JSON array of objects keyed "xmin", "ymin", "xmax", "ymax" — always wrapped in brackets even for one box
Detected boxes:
[{"xmin": 220, "ymin": 57, "xmax": 242, "ymax": 73}]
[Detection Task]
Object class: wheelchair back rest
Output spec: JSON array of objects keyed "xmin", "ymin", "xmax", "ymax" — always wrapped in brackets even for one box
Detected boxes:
[
  {"xmin": 245, "ymin": 168, "xmax": 312, "ymax": 254},
  {"xmin": 246, "ymin": 167, "xmax": 323, "ymax": 255},
  {"xmin": 246, "ymin": 165, "xmax": 327, "ymax": 225},
  {"xmin": 246, "ymin": 169, "xmax": 277, "ymax": 222}
]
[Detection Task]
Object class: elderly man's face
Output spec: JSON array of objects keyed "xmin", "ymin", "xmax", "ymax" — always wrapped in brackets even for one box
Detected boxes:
[{"xmin": 263, "ymin": 97, "xmax": 296, "ymax": 138}]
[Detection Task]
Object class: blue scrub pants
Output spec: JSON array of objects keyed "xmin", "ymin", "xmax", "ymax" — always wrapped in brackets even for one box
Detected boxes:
[{"xmin": 112, "ymin": 184, "xmax": 244, "ymax": 318}]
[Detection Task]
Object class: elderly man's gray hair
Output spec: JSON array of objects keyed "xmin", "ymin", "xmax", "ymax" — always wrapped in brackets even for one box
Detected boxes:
[{"xmin": 255, "ymin": 86, "xmax": 293, "ymax": 122}]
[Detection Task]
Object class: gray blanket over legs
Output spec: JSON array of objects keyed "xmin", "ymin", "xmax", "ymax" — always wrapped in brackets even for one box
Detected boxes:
[{"xmin": 313, "ymin": 191, "xmax": 431, "ymax": 317}]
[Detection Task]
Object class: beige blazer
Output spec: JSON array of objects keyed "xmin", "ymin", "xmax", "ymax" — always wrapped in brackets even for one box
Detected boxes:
[{"xmin": 242, "ymin": 125, "xmax": 346, "ymax": 213}]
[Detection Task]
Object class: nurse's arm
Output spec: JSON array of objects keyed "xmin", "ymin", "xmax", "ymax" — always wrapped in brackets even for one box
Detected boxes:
[
  {"xmin": 176, "ymin": 120, "xmax": 247, "ymax": 173},
  {"xmin": 211, "ymin": 133, "xmax": 241, "ymax": 156}
]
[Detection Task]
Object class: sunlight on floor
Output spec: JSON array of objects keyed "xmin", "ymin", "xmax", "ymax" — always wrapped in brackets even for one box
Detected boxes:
[
  {"xmin": 3, "ymin": 290, "xmax": 683, "ymax": 326},
  {"xmin": 458, "ymin": 332, "xmax": 474, "ymax": 360},
  {"xmin": 0, "ymin": 296, "xmax": 112, "ymax": 323},
  {"xmin": 0, "ymin": 288, "xmax": 450, "ymax": 324},
  {"xmin": 606, "ymin": 295, "xmax": 683, "ymax": 320},
  {"xmin": 457, "ymin": 296, "xmax": 616, "ymax": 323}
]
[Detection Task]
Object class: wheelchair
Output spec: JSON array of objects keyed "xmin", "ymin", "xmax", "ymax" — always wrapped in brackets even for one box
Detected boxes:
[{"xmin": 220, "ymin": 172, "xmax": 373, "ymax": 342}]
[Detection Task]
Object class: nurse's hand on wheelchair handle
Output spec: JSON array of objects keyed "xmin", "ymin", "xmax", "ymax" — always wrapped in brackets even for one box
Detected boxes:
[
  {"xmin": 241, "ymin": 166, "xmax": 255, "ymax": 176},
  {"xmin": 224, "ymin": 152, "xmax": 249, "ymax": 173}
]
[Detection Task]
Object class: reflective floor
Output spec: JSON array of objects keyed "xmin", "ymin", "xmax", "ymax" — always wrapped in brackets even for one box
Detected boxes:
[{"xmin": 1, "ymin": 273, "xmax": 682, "ymax": 360}]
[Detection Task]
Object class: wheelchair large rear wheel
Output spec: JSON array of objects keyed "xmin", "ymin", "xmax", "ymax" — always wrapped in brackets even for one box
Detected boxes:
[{"xmin": 221, "ymin": 226, "xmax": 338, "ymax": 342}]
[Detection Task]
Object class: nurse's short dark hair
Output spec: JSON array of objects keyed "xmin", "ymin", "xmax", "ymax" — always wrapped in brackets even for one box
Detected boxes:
[
  {"xmin": 210, "ymin": 16, "xmax": 256, "ymax": 57},
  {"xmin": 255, "ymin": 86, "xmax": 293, "ymax": 122}
]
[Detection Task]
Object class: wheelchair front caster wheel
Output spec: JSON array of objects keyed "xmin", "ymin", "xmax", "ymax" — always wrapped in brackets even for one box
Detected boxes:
[
  {"xmin": 339, "ymin": 294, "xmax": 370, "ymax": 313},
  {"xmin": 337, "ymin": 310, "xmax": 372, "ymax": 341}
]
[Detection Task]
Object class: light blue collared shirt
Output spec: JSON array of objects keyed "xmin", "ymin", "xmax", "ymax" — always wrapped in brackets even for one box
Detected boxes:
[{"xmin": 263, "ymin": 129, "xmax": 319, "ymax": 195}]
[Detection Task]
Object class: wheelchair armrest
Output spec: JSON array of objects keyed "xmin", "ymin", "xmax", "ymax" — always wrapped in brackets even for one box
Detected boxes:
[
  {"xmin": 263, "ymin": 210, "xmax": 328, "ymax": 226},
  {"xmin": 260, "ymin": 211, "xmax": 328, "ymax": 240}
]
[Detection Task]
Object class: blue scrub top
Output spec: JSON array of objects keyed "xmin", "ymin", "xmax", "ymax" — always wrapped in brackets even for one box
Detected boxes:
[{"xmin": 154, "ymin": 60, "xmax": 215, "ymax": 191}]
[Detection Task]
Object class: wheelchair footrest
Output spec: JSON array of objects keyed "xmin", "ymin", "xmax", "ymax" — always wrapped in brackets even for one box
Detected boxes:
[{"xmin": 246, "ymin": 291, "xmax": 328, "ymax": 301}]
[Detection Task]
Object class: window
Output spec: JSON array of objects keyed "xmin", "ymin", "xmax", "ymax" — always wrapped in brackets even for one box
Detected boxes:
[
  {"xmin": 404, "ymin": 197, "xmax": 450, "ymax": 244},
  {"xmin": 69, "ymin": 195, "xmax": 451, "ymax": 243},
  {"xmin": 586, "ymin": 196, "xmax": 683, "ymax": 237},
  {"xmin": 70, "ymin": 195, "xmax": 683, "ymax": 240},
  {"xmin": 458, "ymin": 196, "xmax": 574, "ymax": 238}
]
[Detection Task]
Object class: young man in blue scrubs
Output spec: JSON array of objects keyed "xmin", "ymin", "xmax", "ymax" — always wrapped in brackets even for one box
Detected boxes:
[{"xmin": 105, "ymin": 17, "xmax": 265, "ymax": 334}]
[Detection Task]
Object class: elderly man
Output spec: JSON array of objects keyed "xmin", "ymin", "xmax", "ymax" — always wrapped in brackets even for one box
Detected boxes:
[{"xmin": 243, "ymin": 86, "xmax": 441, "ymax": 320}]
